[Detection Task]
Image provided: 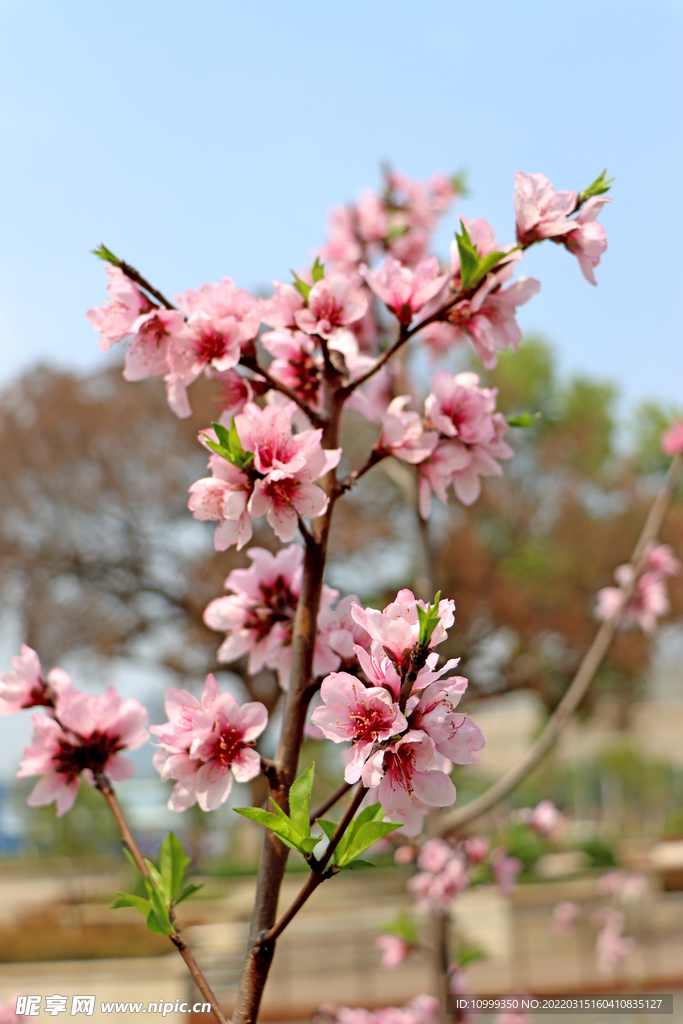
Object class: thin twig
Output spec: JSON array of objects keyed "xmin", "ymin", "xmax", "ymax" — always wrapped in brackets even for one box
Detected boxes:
[
  {"xmin": 118, "ymin": 261, "xmax": 178, "ymax": 312},
  {"xmin": 309, "ymin": 779, "xmax": 353, "ymax": 824},
  {"xmin": 239, "ymin": 354, "xmax": 325, "ymax": 428},
  {"xmin": 338, "ymin": 449, "xmax": 385, "ymax": 494},
  {"xmin": 437, "ymin": 453, "xmax": 683, "ymax": 833},
  {"xmin": 94, "ymin": 773, "xmax": 229, "ymax": 1024},
  {"xmin": 170, "ymin": 909, "xmax": 229, "ymax": 1024},
  {"xmin": 262, "ymin": 784, "xmax": 368, "ymax": 945}
]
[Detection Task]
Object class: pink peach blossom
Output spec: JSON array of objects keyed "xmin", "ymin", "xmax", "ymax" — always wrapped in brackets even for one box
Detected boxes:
[
  {"xmin": 378, "ymin": 397, "xmax": 438, "ymax": 465},
  {"xmin": 153, "ymin": 684, "xmax": 268, "ymax": 812},
  {"xmin": 150, "ymin": 674, "xmax": 220, "ymax": 752},
  {"xmin": 351, "ymin": 590, "xmax": 455, "ymax": 667},
  {"xmin": 361, "ymin": 730, "xmax": 456, "ymax": 835},
  {"xmin": 361, "ymin": 257, "xmax": 448, "ymax": 325},
  {"xmin": 514, "ymin": 172, "xmax": 577, "ymax": 246},
  {"xmin": 375, "ymin": 934, "xmax": 411, "ymax": 969},
  {"xmin": 203, "ymin": 545, "xmax": 339, "ymax": 689},
  {"xmin": 0, "ymin": 645, "xmax": 71, "ymax": 715},
  {"xmin": 122, "ymin": 309, "xmax": 186, "ymax": 382},
  {"xmin": 411, "ymin": 678, "xmax": 485, "ymax": 764},
  {"xmin": 18, "ymin": 687, "xmax": 148, "ymax": 816},
  {"xmin": 294, "ymin": 275, "xmax": 368, "ymax": 339},
  {"xmin": 86, "ymin": 264, "xmax": 149, "ymax": 352},
  {"xmin": 563, "ymin": 196, "xmax": 611, "ymax": 285},
  {"xmin": 661, "ymin": 420, "xmax": 683, "ymax": 456},
  {"xmin": 311, "ymin": 673, "xmax": 407, "ymax": 784},
  {"xmin": 527, "ymin": 799, "xmax": 564, "ymax": 837},
  {"xmin": 261, "ymin": 281, "xmax": 305, "ymax": 331},
  {"xmin": 188, "ymin": 454, "xmax": 253, "ymax": 552}
]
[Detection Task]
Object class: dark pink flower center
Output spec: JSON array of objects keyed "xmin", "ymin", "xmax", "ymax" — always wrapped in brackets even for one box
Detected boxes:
[
  {"xmin": 192, "ymin": 324, "xmax": 228, "ymax": 364},
  {"xmin": 348, "ymin": 700, "xmax": 390, "ymax": 742},
  {"xmin": 246, "ymin": 574, "xmax": 298, "ymax": 644},
  {"xmin": 213, "ymin": 725, "xmax": 244, "ymax": 766},
  {"xmin": 383, "ymin": 745, "xmax": 416, "ymax": 795},
  {"xmin": 54, "ymin": 731, "xmax": 123, "ymax": 783}
]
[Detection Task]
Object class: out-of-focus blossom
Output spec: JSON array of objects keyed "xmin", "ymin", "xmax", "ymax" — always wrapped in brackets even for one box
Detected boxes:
[
  {"xmin": 0, "ymin": 645, "xmax": 71, "ymax": 715},
  {"xmin": 418, "ymin": 838, "xmax": 453, "ymax": 874},
  {"xmin": 514, "ymin": 173, "xmax": 577, "ymax": 246},
  {"xmin": 419, "ymin": 371, "xmax": 513, "ymax": 513},
  {"xmin": 492, "ymin": 851, "xmax": 522, "ymax": 894},
  {"xmin": 553, "ymin": 900, "xmax": 580, "ymax": 935},
  {"xmin": 597, "ymin": 870, "xmax": 647, "ymax": 902},
  {"xmin": 261, "ymin": 280, "xmax": 306, "ymax": 331},
  {"xmin": 361, "ymin": 257, "xmax": 448, "ymax": 325},
  {"xmin": 378, "ymin": 397, "xmax": 438, "ymax": 465},
  {"xmin": 203, "ymin": 544, "xmax": 340, "ymax": 690},
  {"xmin": 375, "ymin": 934, "xmax": 411, "ymax": 969},
  {"xmin": 595, "ymin": 555, "xmax": 675, "ymax": 633},
  {"xmin": 642, "ymin": 542, "xmax": 681, "ymax": 579},
  {"xmin": 18, "ymin": 687, "xmax": 148, "ymax": 817},
  {"xmin": 213, "ymin": 369, "xmax": 254, "ymax": 418},
  {"xmin": 526, "ymin": 799, "xmax": 564, "ymax": 838},
  {"xmin": 394, "ymin": 845, "xmax": 417, "ymax": 865},
  {"xmin": 463, "ymin": 837, "xmax": 490, "ymax": 864},
  {"xmin": 661, "ymin": 420, "xmax": 683, "ymax": 456},
  {"xmin": 323, "ymin": 594, "xmax": 373, "ymax": 664},
  {"xmin": 594, "ymin": 908, "xmax": 634, "ymax": 971},
  {"xmin": 563, "ymin": 197, "xmax": 611, "ymax": 285},
  {"xmin": 408, "ymin": 850, "xmax": 469, "ymax": 910},
  {"xmin": 153, "ymin": 676, "xmax": 267, "ymax": 812},
  {"xmin": 86, "ymin": 264, "xmax": 150, "ymax": 351}
]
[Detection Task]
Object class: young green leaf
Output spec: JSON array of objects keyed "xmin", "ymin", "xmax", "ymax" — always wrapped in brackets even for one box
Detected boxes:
[
  {"xmin": 144, "ymin": 860, "xmax": 168, "ymax": 900},
  {"xmin": 201, "ymin": 419, "xmax": 254, "ymax": 471},
  {"xmin": 380, "ymin": 909, "xmax": 419, "ymax": 944},
  {"xmin": 507, "ymin": 411, "xmax": 542, "ymax": 428},
  {"xmin": 91, "ymin": 244, "xmax": 121, "ymax": 266},
  {"xmin": 175, "ymin": 882, "xmax": 205, "ymax": 906},
  {"xmin": 159, "ymin": 832, "xmax": 191, "ymax": 904},
  {"xmin": 233, "ymin": 805, "xmax": 322, "ymax": 855},
  {"xmin": 311, "ymin": 257, "xmax": 325, "ymax": 283},
  {"xmin": 344, "ymin": 858, "xmax": 376, "ymax": 869},
  {"xmin": 336, "ymin": 819, "xmax": 402, "ymax": 868},
  {"xmin": 144, "ymin": 877, "xmax": 173, "ymax": 933},
  {"xmin": 316, "ymin": 818, "xmax": 338, "ymax": 843},
  {"xmin": 577, "ymin": 169, "xmax": 614, "ymax": 206},
  {"xmin": 288, "ymin": 762, "xmax": 315, "ymax": 836},
  {"xmin": 417, "ymin": 591, "xmax": 442, "ymax": 647},
  {"xmin": 454, "ymin": 221, "xmax": 480, "ymax": 291},
  {"xmin": 450, "ymin": 167, "xmax": 470, "ymax": 199},
  {"xmin": 291, "ymin": 271, "xmax": 311, "ymax": 303},
  {"xmin": 146, "ymin": 907, "xmax": 174, "ymax": 936},
  {"xmin": 111, "ymin": 892, "xmax": 152, "ymax": 917}
]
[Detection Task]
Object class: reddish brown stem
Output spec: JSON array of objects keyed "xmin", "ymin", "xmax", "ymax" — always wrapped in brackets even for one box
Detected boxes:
[
  {"xmin": 118, "ymin": 261, "xmax": 178, "ymax": 312},
  {"xmin": 94, "ymin": 774, "xmax": 229, "ymax": 1024},
  {"xmin": 263, "ymin": 784, "xmax": 368, "ymax": 945}
]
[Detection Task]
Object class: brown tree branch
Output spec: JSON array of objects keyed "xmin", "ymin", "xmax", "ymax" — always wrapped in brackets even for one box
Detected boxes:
[
  {"xmin": 262, "ymin": 784, "xmax": 368, "ymax": 945},
  {"xmin": 231, "ymin": 379, "xmax": 344, "ymax": 1024},
  {"xmin": 118, "ymin": 261, "xmax": 178, "ymax": 312},
  {"xmin": 94, "ymin": 774, "xmax": 229, "ymax": 1024},
  {"xmin": 437, "ymin": 452, "xmax": 683, "ymax": 833}
]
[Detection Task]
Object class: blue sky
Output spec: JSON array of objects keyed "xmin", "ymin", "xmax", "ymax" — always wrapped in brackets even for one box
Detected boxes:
[{"xmin": 0, "ymin": 0, "xmax": 681, "ymax": 413}]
